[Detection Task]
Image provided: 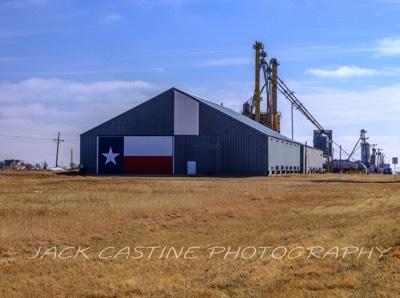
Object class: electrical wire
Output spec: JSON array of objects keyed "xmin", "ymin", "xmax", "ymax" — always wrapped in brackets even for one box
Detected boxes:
[
  {"xmin": 0, "ymin": 133, "xmax": 79, "ymax": 144},
  {"xmin": 0, "ymin": 133, "xmax": 51, "ymax": 141}
]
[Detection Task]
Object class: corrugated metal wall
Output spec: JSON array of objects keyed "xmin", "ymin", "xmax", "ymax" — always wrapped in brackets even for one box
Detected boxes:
[
  {"xmin": 174, "ymin": 91, "xmax": 199, "ymax": 135},
  {"xmin": 174, "ymin": 135, "xmax": 268, "ymax": 175},
  {"xmin": 80, "ymin": 89, "xmax": 174, "ymax": 174},
  {"xmin": 199, "ymin": 103, "xmax": 261, "ymax": 136},
  {"xmin": 170, "ymin": 99, "xmax": 270, "ymax": 176},
  {"xmin": 80, "ymin": 133, "xmax": 98, "ymax": 174},
  {"xmin": 268, "ymin": 137, "xmax": 302, "ymax": 174},
  {"xmin": 302, "ymin": 146, "xmax": 324, "ymax": 173}
]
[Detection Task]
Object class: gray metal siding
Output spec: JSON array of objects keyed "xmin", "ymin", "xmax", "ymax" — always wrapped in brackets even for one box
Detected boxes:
[
  {"xmin": 183, "ymin": 89, "xmax": 295, "ymax": 142},
  {"xmin": 268, "ymin": 137, "xmax": 302, "ymax": 174},
  {"xmin": 174, "ymin": 135, "xmax": 268, "ymax": 175},
  {"xmin": 83, "ymin": 89, "xmax": 174, "ymax": 136},
  {"xmin": 301, "ymin": 145, "xmax": 324, "ymax": 173},
  {"xmin": 80, "ymin": 133, "xmax": 98, "ymax": 174},
  {"xmin": 174, "ymin": 91, "xmax": 199, "ymax": 135},
  {"xmin": 80, "ymin": 89, "xmax": 174, "ymax": 174},
  {"xmin": 199, "ymin": 104, "xmax": 263, "ymax": 136}
]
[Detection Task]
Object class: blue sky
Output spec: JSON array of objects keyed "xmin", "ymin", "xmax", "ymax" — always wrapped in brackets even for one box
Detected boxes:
[{"xmin": 1, "ymin": 0, "xmax": 400, "ymax": 167}]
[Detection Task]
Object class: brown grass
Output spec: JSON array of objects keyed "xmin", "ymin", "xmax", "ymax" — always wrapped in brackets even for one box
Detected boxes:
[{"xmin": 1, "ymin": 171, "xmax": 400, "ymax": 297}]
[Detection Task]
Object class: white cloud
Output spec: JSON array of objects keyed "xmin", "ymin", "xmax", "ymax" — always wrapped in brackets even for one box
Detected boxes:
[
  {"xmin": 210, "ymin": 80, "xmax": 400, "ymax": 162},
  {"xmin": 305, "ymin": 66, "xmax": 374, "ymax": 78},
  {"xmin": 297, "ymin": 85, "xmax": 400, "ymax": 126},
  {"xmin": 374, "ymin": 37, "xmax": 400, "ymax": 56},
  {"xmin": 3, "ymin": 0, "xmax": 55, "ymax": 8},
  {"xmin": 0, "ymin": 78, "xmax": 161, "ymax": 165},
  {"xmin": 201, "ymin": 58, "xmax": 250, "ymax": 67},
  {"xmin": 188, "ymin": 80, "xmax": 399, "ymax": 164},
  {"xmin": 0, "ymin": 67, "xmax": 165, "ymax": 77},
  {"xmin": 0, "ymin": 78, "xmax": 155, "ymax": 103},
  {"xmin": 305, "ymin": 66, "xmax": 394, "ymax": 78},
  {"xmin": 277, "ymin": 37, "xmax": 400, "ymax": 62}
]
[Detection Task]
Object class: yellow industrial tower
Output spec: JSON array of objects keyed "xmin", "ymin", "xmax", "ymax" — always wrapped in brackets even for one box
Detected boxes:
[{"xmin": 242, "ymin": 41, "xmax": 280, "ymax": 133}]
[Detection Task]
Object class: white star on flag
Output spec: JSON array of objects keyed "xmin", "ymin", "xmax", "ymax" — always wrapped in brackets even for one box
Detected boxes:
[{"xmin": 102, "ymin": 147, "xmax": 120, "ymax": 165}]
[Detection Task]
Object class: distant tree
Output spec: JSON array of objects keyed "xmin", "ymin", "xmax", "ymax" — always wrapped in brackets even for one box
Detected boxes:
[
  {"xmin": 0, "ymin": 160, "xmax": 3, "ymax": 170},
  {"xmin": 35, "ymin": 163, "xmax": 41, "ymax": 170},
  {"xmin": 24, "ymin": 162, "xmax": 34, "ymax": 170},
  {"xmin": 42, "ymin": 161, "xmax": 48, "ymax": 170}
]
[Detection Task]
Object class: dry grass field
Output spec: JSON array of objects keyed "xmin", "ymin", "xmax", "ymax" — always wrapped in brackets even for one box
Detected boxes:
[{"xmin": 1, "ymin": 171, "xmax": 400, "ymax": 297}]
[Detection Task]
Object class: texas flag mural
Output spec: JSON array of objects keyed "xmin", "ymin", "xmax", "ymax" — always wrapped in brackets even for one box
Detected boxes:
[{"xmin": 98, "ymin": 136, "xmax": 173, "ymax": 174}]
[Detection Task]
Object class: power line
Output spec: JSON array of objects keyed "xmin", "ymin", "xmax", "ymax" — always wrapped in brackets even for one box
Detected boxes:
[
  {"xmin": 0, "ymin": 133, "xmax": 50, "ymax": 140},
  {"xmin": 0, "ymin": 133, "xmax": 79, "ymax": 144}
]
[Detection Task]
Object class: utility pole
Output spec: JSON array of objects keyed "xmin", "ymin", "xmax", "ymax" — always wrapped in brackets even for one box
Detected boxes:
[
  {"xmin": 291, "ymin": 103, "xmax": 294, "ymax": 140},
  {"xmin": 70, "ymin": 149, "xmax": 74, "ymax": 169},
  {"xmin": 339, "ymin": 145, "xmax": 342, "ymax": 180},
  {"xmin": 53, "ymin": 132, "xmax": 64, "ymax": 167},
  {"xmin": 305, "ymin": 141, "xmax": 308, "ymax": 174}
]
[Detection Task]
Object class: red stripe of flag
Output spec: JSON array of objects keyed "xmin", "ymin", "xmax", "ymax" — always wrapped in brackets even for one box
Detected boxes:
[{"xmin": 124, "ymin": 156, "xmax": 173, "ymax": 174}]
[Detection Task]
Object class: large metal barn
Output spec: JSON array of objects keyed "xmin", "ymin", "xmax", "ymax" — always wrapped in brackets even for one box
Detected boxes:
[{"xmin": 80, "ymin": 88, "xmax": 323, "ymax": 175}]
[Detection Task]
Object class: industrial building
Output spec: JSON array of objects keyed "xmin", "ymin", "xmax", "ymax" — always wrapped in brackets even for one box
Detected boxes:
[
  {"xmin": 313, "ymin": 130, "xmax": 333, "ymax": 158},
  {"xmin": 80, "ymin": 87, "xmax": 323, "ymax": 175}
]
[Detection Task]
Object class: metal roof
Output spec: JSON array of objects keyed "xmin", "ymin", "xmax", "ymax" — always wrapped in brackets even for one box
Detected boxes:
[{"xmin": 175, "ymin": 88, "xmax": 296, "ymax": 143}]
